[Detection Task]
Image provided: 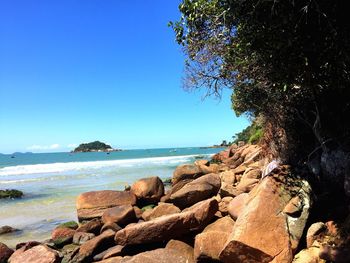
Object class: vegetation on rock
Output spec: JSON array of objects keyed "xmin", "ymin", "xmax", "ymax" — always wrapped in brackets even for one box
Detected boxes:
[
  {"xmin": 171, "ymin": 0, "xmax": 350, "ymax": 188},
  {"xmin": 73, "ymin": 141, "xmax": 116, "ymax": 152}
]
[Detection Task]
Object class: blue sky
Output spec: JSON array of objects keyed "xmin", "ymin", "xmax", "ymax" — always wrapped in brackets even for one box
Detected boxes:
[{"xmin": 0, "ymin": 0, "xmax": 249, "ymax": 153}]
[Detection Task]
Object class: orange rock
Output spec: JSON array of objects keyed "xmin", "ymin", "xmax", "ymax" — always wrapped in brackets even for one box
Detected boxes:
[
  {"xmin": 227, "ymin": 193, "xmax": 249, "ymax": 220},
  {"xmin": 102, "ymin": 205, "xmax": 136, "ymax": 226},
  {"xmin": 8, "ymin": 245, "xmax": 59, "ymax": 263},
  {"xmin": 131, "ymin": 176, "xmax": 164, "ymax": 204},
  {"xmin": 115, "ymin": 198, "xmax": 218, "ymax": 246},
  {"xmin": 220, "ymin": 166, "xmax": 312, "ymax": 263},
  {"xmin": 76, "ymin": 190, "xmax": 137, "ymax": 221}
]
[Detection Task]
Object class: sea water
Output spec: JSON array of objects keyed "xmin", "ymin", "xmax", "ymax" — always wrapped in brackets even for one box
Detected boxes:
[{"xmin": 0, "ymin": 147, "xmax": 224, "ymax": 247}]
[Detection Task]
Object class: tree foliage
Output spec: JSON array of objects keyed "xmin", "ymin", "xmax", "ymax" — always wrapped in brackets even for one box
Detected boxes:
[
  {"xmin": 73, "ymin": 141, "xmax": 112, "ymax": 152},
  {"xmin": 171, "ymin": 0, "xmax": 350, "ymax": 164}
]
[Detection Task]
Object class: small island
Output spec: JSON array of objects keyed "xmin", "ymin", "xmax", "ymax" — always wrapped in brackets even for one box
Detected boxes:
[{"xmin": 72, "ymin": 141, "xmax": 122, "ymax": 153}]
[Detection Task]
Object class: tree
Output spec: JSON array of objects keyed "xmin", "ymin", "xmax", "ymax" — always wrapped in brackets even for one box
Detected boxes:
[{"xmin": 171, "ymin": 0, "xmax": 349, "ymax": 172}]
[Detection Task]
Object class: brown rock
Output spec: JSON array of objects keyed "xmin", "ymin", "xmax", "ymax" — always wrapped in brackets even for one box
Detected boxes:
[
  {"xmin": 212, "ymin": 150, "xmax": 231, "ymax": 163},
  {"xmin": 95, "ymin": 257, "xmax": 123, "ymax": 263},
  {"xmin": 227, "ymin": 193, "xmax": 249, "ymax": 220},
  {"xmin": 242, "ymin": 168, "xmax": 261, "ymax": 180},
  {"xmin": 194, "ymin": 216, "xmax": 235, "ymax": 262},
  {"xmin": 168, "ymin": 179, "xmax": 193, "ymax": 196},
  {"xmin": 51, "ymin": 227, "xmax": 75, "ymax": 246},
  {"xmin": 236, "ymin": 178, "xmax": 259, "ymax": 193},
  {"xmin": 172, "ymin": 164, "xmax": 203, "ymax": 185},
  {"xmin": 102, "ymin": 205, "xmax": 136, "ymax": 226},
  {"xmin": 220, "ymin": 166, "xmax": 312, "ymax": 263},
  {"xmin": 170, "ymin": 173, "xmax": 221, "ymax": 208},
  {"xmin": 72, "ymin": 229, "xmax": 115, "ymax": 262},
  {"xmin": 0, "ymin": 242, "xmax": 14, "ymax": 263},
  {"xmin": 0, "ymin": 226, "xmax": 18, "ymax": 235},
  {"xmin": 219, "ymin": 182, "xmax": 238, "ymax": 197},
  {"xmin": 194, "ymin": 159, "xmax": 209, "ymax": 166},
  {"xmin": 15, "ymin": 241, "xmax": 41, "ymax": 250},
  {"xmin": 283, "ymin": 196, "xmax": 303, "ymax": 217},
  {"xmin": 8, "ymin": 245, "xmax": 59, "ymax": 263},
  {"xmin": 131, "ymin": 176, "xmax": 164, "ymax": 204},
  {"xmin": 306, "ymin": 223, "xmax": 326, "ymax": 248},
  {"xmin": 141, "ymin": 203, "xmax": 181, "ymax": 221},
  {"xmin": 133, "ymin": 206, "xmax": 143, "ymax": 219},
  {"xmin": 76, "ymin": 190, "xmax": 137, "ymax": 221},
  {"xmin": 100, "ymin": 222, "xmax": 122, "ymax": 234},
  {"xmin": 116, "ymin": 240, "xmax": 194, "ymax": 263},
  {"xmin": 73, "ymin": 232, "xmax": 95, "ymax": 245},
  {"xmin": 76, "ymin": 218, "xmax": 102, "ymax": 235},
  {"xmin": 220, "ymin": 170, "xmax": 236, "ymax": 185},
  {"xmin": 199, "ymin": 164, "xmax": 220, "ymax": 174},
  {"xmin": 115, "ymin": 198, "xmax": 218, "ymax": 246},
  {"xmin": 218, "ymin": 196, "xmax": 234, "ymax": 215},
  {"xmin": 93, "ymin": 245, "xmax": 125, "ymax": 261}
]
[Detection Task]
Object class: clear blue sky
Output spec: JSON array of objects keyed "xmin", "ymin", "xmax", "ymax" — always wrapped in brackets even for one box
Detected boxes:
[{"xmin": 0, "ymin": 0, "xmax": 249, "ymax": 153}]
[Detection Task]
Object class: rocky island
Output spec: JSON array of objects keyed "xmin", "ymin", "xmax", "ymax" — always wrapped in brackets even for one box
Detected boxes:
[{"xmin": 72, "ymin": 141, "xmax": 122, "ymax": 153}]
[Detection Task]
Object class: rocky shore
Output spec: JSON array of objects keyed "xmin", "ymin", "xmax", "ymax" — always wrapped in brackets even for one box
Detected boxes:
[{"xmin": 1, "ymin": 144, "xmax": 349, "ymax": 263}]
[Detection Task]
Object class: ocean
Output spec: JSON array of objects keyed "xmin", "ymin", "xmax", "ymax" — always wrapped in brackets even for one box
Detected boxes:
[{"xmin": 0, "ymin": 147, "xmax": 224, "ymax": 247}]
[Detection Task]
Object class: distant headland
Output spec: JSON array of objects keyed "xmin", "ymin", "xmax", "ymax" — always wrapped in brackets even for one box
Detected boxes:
[{"xmin": 72, "ymin": 141, "xmax": 122, "ymax": 153}]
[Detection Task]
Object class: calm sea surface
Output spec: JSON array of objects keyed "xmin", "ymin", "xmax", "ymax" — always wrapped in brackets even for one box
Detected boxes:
[{"xmin": 0, "ymin": 147, "xmax": 224, "ymax": 247}]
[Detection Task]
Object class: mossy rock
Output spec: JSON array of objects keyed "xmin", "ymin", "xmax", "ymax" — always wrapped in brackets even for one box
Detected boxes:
[
  {"xmin": 57, "ymin": 221, "xmax": 79, "ymax": 230},
  {"xmin": 0, "ymin": 189, "xmax": 23, "ymax": 199}
]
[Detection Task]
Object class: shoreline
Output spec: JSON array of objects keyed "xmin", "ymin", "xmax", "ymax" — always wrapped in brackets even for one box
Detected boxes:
[{"xmin": 1, "ymin": 144, "xmax": 345, "ymax": 262}]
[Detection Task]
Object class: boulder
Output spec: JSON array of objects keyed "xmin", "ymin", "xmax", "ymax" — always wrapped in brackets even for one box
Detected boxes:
[
  {"xmin": 0, "ymin": 226, "xmax": 19, "ymax": 235},
  {"xmin": 218, "ymin": 196, "xmax": 234, "ymax": 215},
  {"xmin": 72, "ymin": 229, "xmax": 115, "ymax": 262},
  {"xmin": 51, "ymin": 227, "xmax": 75, "ymax": 247},
  {"xmin": 219, "ymin": 182, "xmax": 238, "ymax": 197},
  {"xmin": 141, "ymin": 203, "xmax": 181, "ymax": 221},
  {"xmin": 114, "ymin": 198, "xmax": 218, "ymax": 246},
  {"xmin": 220, "ymin": 170, "xmax": 236, "ymax": 185},
  {"xmin": 61, "ymin": 244, "xmax": 80, "ymax": 263},
  {"xmin": 212, "ymin": 150, "xmax": 231, "ymax": 163},
  {"xmin": 76, "ymin": 218, "xmax": 102, "ymax": 235},
  {"xmin": 131, "ymin": 177, "xmax": 164, "ymax": 204},
  {"xmin": 194, "ymin": 216, "xmax": 235, "ymax": 262},
  {"xmin": 115, "ymin": 240, "xmax": 194, "ymax": 263},
  {"xmin": 306, "ymin": 223, "xmax": 326, "ymax": 248},
  {"xmin": 227, "ymin": 193, "xmax": 249, "ymax": 220},
  {"xmin": 8, "ymin": 245, "xmax": 59, "ymax": 263},
  {"xmin": 194, "ymin": 159, "xmax": 209, "ymax": 166},
  {"xmin": 235, "ymin": 178, "xmax": 259, "ymax": 194},
  {"xmin": 73, "ymin": 232, "xmax": 95, "ymax": 245},
  {"xmin": 172, "ymin": 164, "xmax": 203, "ymax": 185},
  {"xmin": 170, "ymin": 173, "xmax": 221, "ymax": 208},
  {"xmin": 199, "ymin": 164, "xmax": 220, "ymax": 175},
  {"xmin": 0, "ymin": 242, "xmax": 14, "ymax": 263},
  {"xmin": 76, "ymin": 190, "xmax": 137, "ymax": 221},
  {"xmin": 0, "ymin": 189, "xmax": 23, "ymax": 199},
  {"xmin": 102, "ymin": 205, "xmax": 136, "ymax": 226},
  {"xmin": 241, "ymin": 168, "xmax": 261, "ymax": 180},
  {"xmin": 100, "ymin": 222, "xmax": 122, "ymax": 234},
  {"xmin": 220, "ymin": 166, "xmax": 312, "ymax": 263},
  {"xmin": 93, "ymin": 245, "xmax": 125, "ymax": 261}
]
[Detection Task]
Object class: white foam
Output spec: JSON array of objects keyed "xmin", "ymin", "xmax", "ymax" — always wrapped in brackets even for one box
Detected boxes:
[{"xmin": 0, "ymin": 154, "xmax": 212, "ymax": 176}]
